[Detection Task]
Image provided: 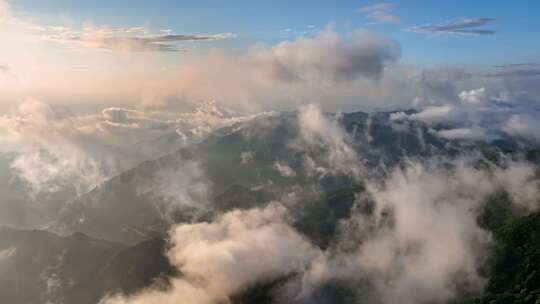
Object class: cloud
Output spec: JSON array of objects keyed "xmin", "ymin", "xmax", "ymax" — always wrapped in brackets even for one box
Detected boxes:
[
  {"xmin": 137, "ymin": 159, "xmax": 212, "ymax": 216},
  {"xmin": 431, "ymin": 127, "xmax": 487, "ymax": 141},
  {"xmin": 351, "ymin": 160, "xmax": 537, "ymax": 303},
  {"xmin": 360, "ymin": 3, "xmax": 401, "ymax": 24},
  {"xmin": 296, "ymin": 159, "xmax": 539, "ymax": 304},
  {"xmin": 253, "ymin": 28, "xmax": 401, "ymax": 82},
  {"xmin": 359, "ymin": 2, "xmax": 398, "ymax": 12},
  {"xmin": 459, "ymin": 87, "xmax": 487, "ymax": 104},
  {"xmin": 408, "ymin": 18, "xmax": 496, "ymax": 35},
  {"xmin": 0, "ymin": 99, "xmax": 108, "ymax": 195},
  {"xmin": 400, "ymin": 105, "xmax": 458, "ymax": 125},
  {"xmin": 46, "ymin": 25, "xmax": 236, "ymax": 52},
  {"xmin": 367, "ymin": 11, "xmax": 401, "ymax": 23},
  {"xmin": 101, "ymin": 203, "xmax": 322, "ymax": 304},
  {"xmin": 99, "ymin": 155, "xmax": 540, "ymax": 304},
  {"xmin": 88, "ymin": 100, "xmax": 539, "ymax": 304},
  {"xmin": 484, "ymin": 63, "xmax": 540, "ymax": 78},
  {"xmin": 273, "ymin": 161, "xmax": 297, "ymax": 177},
  {"xmin": 391, "ymin": 80, "xmax": 540, "ymax": 143},
  {"xmin": 295, "ymin": 103, "xmax": 362, "ymax": 180},
  {"xmin": 129, "ymin": 27, "xmax": 401, "ymax": 112},
  {"xmin": 414, "ymin": 66, "xmax": 472, "ymax": 105},
  {"xmin": 502, "ymin": 114, "xmax": 540, "ymax": 143},
  {"xmin": 0, "ymin": 99, "xmax": 272, "ymax": 195}
]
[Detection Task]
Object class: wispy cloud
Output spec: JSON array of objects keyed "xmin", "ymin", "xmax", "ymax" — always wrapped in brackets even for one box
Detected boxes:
[
  {"xmin": 359, "ymin": 2, "xmax": 398, "ymax": 12},
  {"xmin": 493, "ymin": 62, "xmax": 540, "ymax": 69},
  {"xmin": 368, "ymin": 11, "xmax": 401, "ymax": 23},
  {"xmin": 407, "ymin": 18, "xmax": 496, "ymax": 35},
  {"xmin": 483, "ymin": 62, "xmax": 540, "ymax": 77},
  {"xmin": 359, "ymin": 2, "xmax": 401, "ymax": 23},
  {"xmin": 359, "ymin": 2, "xmax": 401, "ymax": 24},
  {"xmin": 43, "ymin": 26, "xmax": 236, "ymax": 52}
]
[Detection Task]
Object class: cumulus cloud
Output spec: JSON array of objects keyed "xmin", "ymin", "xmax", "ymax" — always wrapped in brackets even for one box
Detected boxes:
[
  {"xmin": 130, "ymin": 27, "xmax": 403, "ymax": 113},
  {"xmin": 391, "ymin": 105, "xmax": 458, "ymax": 126},
  {"xmin": 459, "ymin": 87, "xmax": 487, "ymax": 104},
  {"xmin": 408, "ymin": 18, "xmax": 496, "ymax": 35},
  {"xmin": 253, "ymin": 28, "xmax": 400, "ymax": 82},
  {"xmin": 431, "ymin": 127, "xmax": 487, "ymax": 141},
  {"xmin": 390, "ymin": 81, "xmax": 540, "ymax": 143},
  {"xmin": 101, "ymin": 203, "xmax": 322, "ymax": 304}
]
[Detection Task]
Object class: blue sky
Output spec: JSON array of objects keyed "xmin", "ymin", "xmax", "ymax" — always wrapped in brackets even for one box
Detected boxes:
[{"xmin": 11, "ymin": 0, "xmax": 540, "ymax": 67}]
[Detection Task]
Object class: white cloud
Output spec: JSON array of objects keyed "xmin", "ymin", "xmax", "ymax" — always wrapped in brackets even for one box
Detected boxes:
[
  {"xmin": 101, "ymin": 203, "xmax": 322, "ymax": 304},
  {"xmin": 391, "ymin": 83, "xmax": 540, "ymax": 144},
  {"xmin": 254, "ymin": 27, "xmax": 400, "ymax": 82},
  {"xmin": 459, "ymin": 87, "xmax": 486, "ymax": 104},
  {"xmin": 409, "ymin": 105, "xmax": 457, "ymax": 125},
  {"xmin": 296, "ymin": 103, "xmax": 361, "ymax": 180},
  {"xmin": 432, "ymin": 127, "xmax": 486, "ymax": 141},
  {"xmin": 273, "ymin": 161, "xmax": 297, "ymax": 177},
  {"xmin": 503, "ymin": 114, "xmax": 540, "ymax": 144}
]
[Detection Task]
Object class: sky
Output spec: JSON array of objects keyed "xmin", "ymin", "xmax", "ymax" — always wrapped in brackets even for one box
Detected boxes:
[
  {"xmin": 10, "ymin": 0, "xmax": 540, "ymax": 65},
  {"xmin": 0, "ymin": 0, "xmax": 539, "ymax": 113}
]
